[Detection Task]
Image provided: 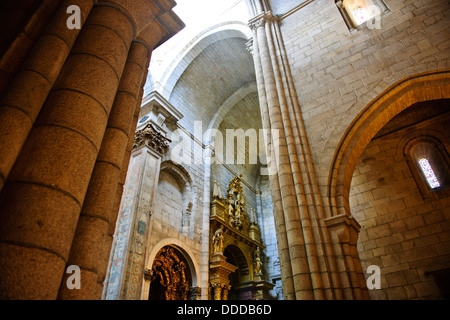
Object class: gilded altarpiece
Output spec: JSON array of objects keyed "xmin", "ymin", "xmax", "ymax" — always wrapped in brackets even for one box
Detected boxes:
[
  {"xmin": 210, "ymin": 175, "xmax": 274, "ymax": 300},
  {"xmin": 147, "ymin": 246, "xmax": 192, "ymax": 300}
]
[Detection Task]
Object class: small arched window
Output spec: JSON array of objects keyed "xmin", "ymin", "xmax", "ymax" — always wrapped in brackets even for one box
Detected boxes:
[
  {"xmin": 404, "ymin": 136, "xmax": 450, "ymax": 199},
  {"xmin": 417, "ymin": 158, "xmax": 441, "ymax": 189},
  {"xmin": 335, "ymin": 0, "xmax": 389, "ymax": 31}
]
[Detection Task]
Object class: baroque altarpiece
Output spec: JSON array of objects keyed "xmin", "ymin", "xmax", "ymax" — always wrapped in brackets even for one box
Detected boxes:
[{"xmin": 209, "ymin": 175, "xmax": 274, "ymax": 300}]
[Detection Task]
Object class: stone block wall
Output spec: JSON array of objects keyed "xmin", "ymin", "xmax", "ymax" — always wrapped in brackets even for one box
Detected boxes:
[
  {"xmin": 153, "ymin": 171, "xmax": 184, "ymax": 232},
  {"xmin": 350, "ymin": 105, "xmax": 450, "ymax": 299},
  {"xmin": 277, "ymin": 0, "xmax": 450, "ymax": 198}
]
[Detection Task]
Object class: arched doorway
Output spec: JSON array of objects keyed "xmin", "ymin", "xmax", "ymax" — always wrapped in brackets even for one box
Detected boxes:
[
  {"xmin": 326, "ymin": 70, "xmax": 450, "ymax": 299},
  {"xmin": 148, "ymin": 246, "xmax": 193, "ymax": 300},
  {"xmin": 328, "ymin": 70, "xmax": 450, "ymax": 219},
  {"xmin": 223, "ymin": 245, "xmax": 250, "ymax": 300},
  {"xmin": 349, "ymin": 99, "xmax": 450, "ymax": 299}
]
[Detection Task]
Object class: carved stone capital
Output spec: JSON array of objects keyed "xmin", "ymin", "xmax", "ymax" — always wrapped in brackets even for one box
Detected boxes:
[
  {"xmin": 133, "ymin": 123, "xmax": 172, "ymax": 153},
  {"xmin": 248, "ymin": 11, "xmax": 277, "ymax": 30},
  {"xmin": 325, "ymin": 213, "xmax": 361, "ymax": 244},
  {"xmin": 144, "ymin": 269, "xmax": 153, "ymax": 282},
  {"xmin": 190, "ymin": 286, "xmax": 202, "ymax": 300}
]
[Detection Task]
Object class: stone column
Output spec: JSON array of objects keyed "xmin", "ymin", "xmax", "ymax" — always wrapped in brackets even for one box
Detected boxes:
[
  {"xmin": 0, "ymin": 0, "xmax": 184, "ymax": 300},
  {"xmin": 0, "ymin": 0, "xmax": 64, "ymax": 96},
  {"xmin": 247, "ymin": 8, "xmax": 355, "ymax": 300},
  {"xmin": 325, "ymin": 214, "xmax": 370, "ymax": 300},
  {"xmin": 57, "ymin": 40, "xmax": 152, "ymax": 300},
  {"xmin": 0, "ymin": 3, "xmax": 136, "ymax": 300},
  {"xmin": 248, "ymin": 16, "xmax": 295, "ymax": 301},
  {"xmin": 250, "ymin": 13, "xmax": 316, "ymax": 300},
  {"xmin": 0, "ymin": 0, "xmax": 94, "ymax": 192},
  {"xmin": 104, "ymin": 124, "xmax": 171, "ymax": 300}
]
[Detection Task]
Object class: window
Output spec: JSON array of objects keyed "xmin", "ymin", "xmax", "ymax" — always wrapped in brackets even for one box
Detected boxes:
[
  {"xmin": 336, "ymin": 0, "xmax": 389, "ymax": 31},
  {"xmin": 404, "ymin": 136, "xmax": 450, "ymax": 199},
  {"xmin": 139, "ymin": 115, "xmax": 149, "ymax": 123},
  {"xmin": 417, "ymin": 158, "xmax": 441, "ymax": 189}
]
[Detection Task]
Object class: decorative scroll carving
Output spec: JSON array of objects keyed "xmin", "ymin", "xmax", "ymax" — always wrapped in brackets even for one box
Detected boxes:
[{"xmin": 133, "ymin": 123, "xmax": 172, "ymax": 153}]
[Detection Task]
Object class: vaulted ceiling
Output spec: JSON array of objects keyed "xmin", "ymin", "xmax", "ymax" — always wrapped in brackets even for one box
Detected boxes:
[{"xmin": 169, "ymin": 36, "xmax": 257, "ymax": 134}]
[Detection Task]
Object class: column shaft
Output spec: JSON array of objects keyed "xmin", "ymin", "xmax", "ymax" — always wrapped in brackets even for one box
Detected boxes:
[
  {"xmin": 250, "ymin": 26, "xmax": 295, "ymax": 300},
  {"xmin": 265, "ymin": 18, "xmax": 324, "ymax": 299},
  {"xmin": 0, "ymin": 4, "xmax": 134, "ymax": 300},
  {"xmin": 200, "ymin": 146, "xmax": 212, "ymax": 300},
  {"xmin": 271, "ymin": 18, "xmax": 343, "ymax": 300},
  {"xmin": 0, "ymin": 0, "xmax": 94, "ymax": 192},
  {"xmin": 58, "ymin": 41, "xmax": 151, "ymax": 300},
  {"xmin": 255, "ymin": 19, "xmax": 314, "ymax": 300}
]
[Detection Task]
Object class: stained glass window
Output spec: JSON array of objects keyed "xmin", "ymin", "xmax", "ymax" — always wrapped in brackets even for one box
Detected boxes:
[{"xmin": 418, "ymin": 158, "xmax": 441, "ymax": 189}]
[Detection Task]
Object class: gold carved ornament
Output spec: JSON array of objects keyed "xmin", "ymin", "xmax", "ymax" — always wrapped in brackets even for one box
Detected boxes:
[{"xmin": 150, "ymin": 247, "xmax": 190, "ymax": 300}]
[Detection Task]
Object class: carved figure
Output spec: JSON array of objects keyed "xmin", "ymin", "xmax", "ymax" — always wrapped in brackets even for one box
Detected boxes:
[
  {"xmin": 227, "ymin": 197, "xmax": 234, "ymax": 217},
  {"xmin": 254, "ymin": 247, "xmax": 263, "ymax": 274},
  {"xmin": 212, "ymin": 225, "xmax": 224, "ymax": 254}
]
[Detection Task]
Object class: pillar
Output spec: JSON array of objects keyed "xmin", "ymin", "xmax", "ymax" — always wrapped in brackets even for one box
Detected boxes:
[
  {"xmin": 57, "ymin": 40, "xmax": 152, "ymax": 300},
  {"xmin": 325, "ymin": 214, "xmax": 370, "ymax": 300},
  {"xmin": 200, "ymin": 146, "xmax": 213, "ymax": 300},
  {"xmin": 0, "ymin": 0, "xmax": 184, "ymax": 300},
  {"xmin": 247, "ymin": 7, "xmax": 352, "ymax": 300},
  {"xmin": 249, "ymin": 18, "xmax": 295, "ymax": 300},
  {"xmin": 0, "ymin": 2, "xmax": 137, "ymax": 299},
  {"xmin": 103, "ymin": 124, "xmax": 171, "ymax": 300},
  {"xmin": 250, "ymin": 12, "xmax": 317, "ymax": 300},
  {"xmin": 0, "ymin": 0, "xmax": 94, "ymax": 192}
]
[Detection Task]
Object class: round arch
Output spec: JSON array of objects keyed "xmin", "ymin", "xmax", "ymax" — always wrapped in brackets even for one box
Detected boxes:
[
  {"xmin": 327, "ymin": 70, "xmax": 450, "ymax": 219},
  {"xmin": 204, "ymin": 82, "xmax": 258, "ymax": 146},
  {"xmin": 158, "ymin": 160, "xmax": 195, "ymax": 225},
  {"xmin": 142, "ymin": 238, "xmax": 201, "ymax": 300},
  {"xmin": 158, "ymin": 21, "xmax": 252, "ymax": 99},
  {"xmin": 223, "ymin": 244, "xmax": 253, "ymax": 300},
  {"xmin": 223, "ymin": 243, "xmax": 252, "ymax": 274}
]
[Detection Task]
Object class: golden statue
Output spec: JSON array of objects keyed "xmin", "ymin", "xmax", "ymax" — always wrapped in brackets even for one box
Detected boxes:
[
  {"xmin": 212, "ymin": 225, "xmax": 224, "ymax": 254},
  {"xmin": 254, "ymin": 247, "xmax": 263, "ymax": 274}
]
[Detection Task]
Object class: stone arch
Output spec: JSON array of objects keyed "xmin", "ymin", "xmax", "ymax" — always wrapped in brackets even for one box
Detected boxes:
[
  {"xmin": 158, "ymin": 21, "xmax": 252, "ymax": 99},
  {"xmin": 204, "ymin": 82, "xmax": 258, "ymax": 146},
  {"xmin": 327, "ymin": 70, "xmax": 450, "ymax": 219},
  {"xmin": 158, "ymin": 160, "xmax": 195, "ymax": 235}
]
